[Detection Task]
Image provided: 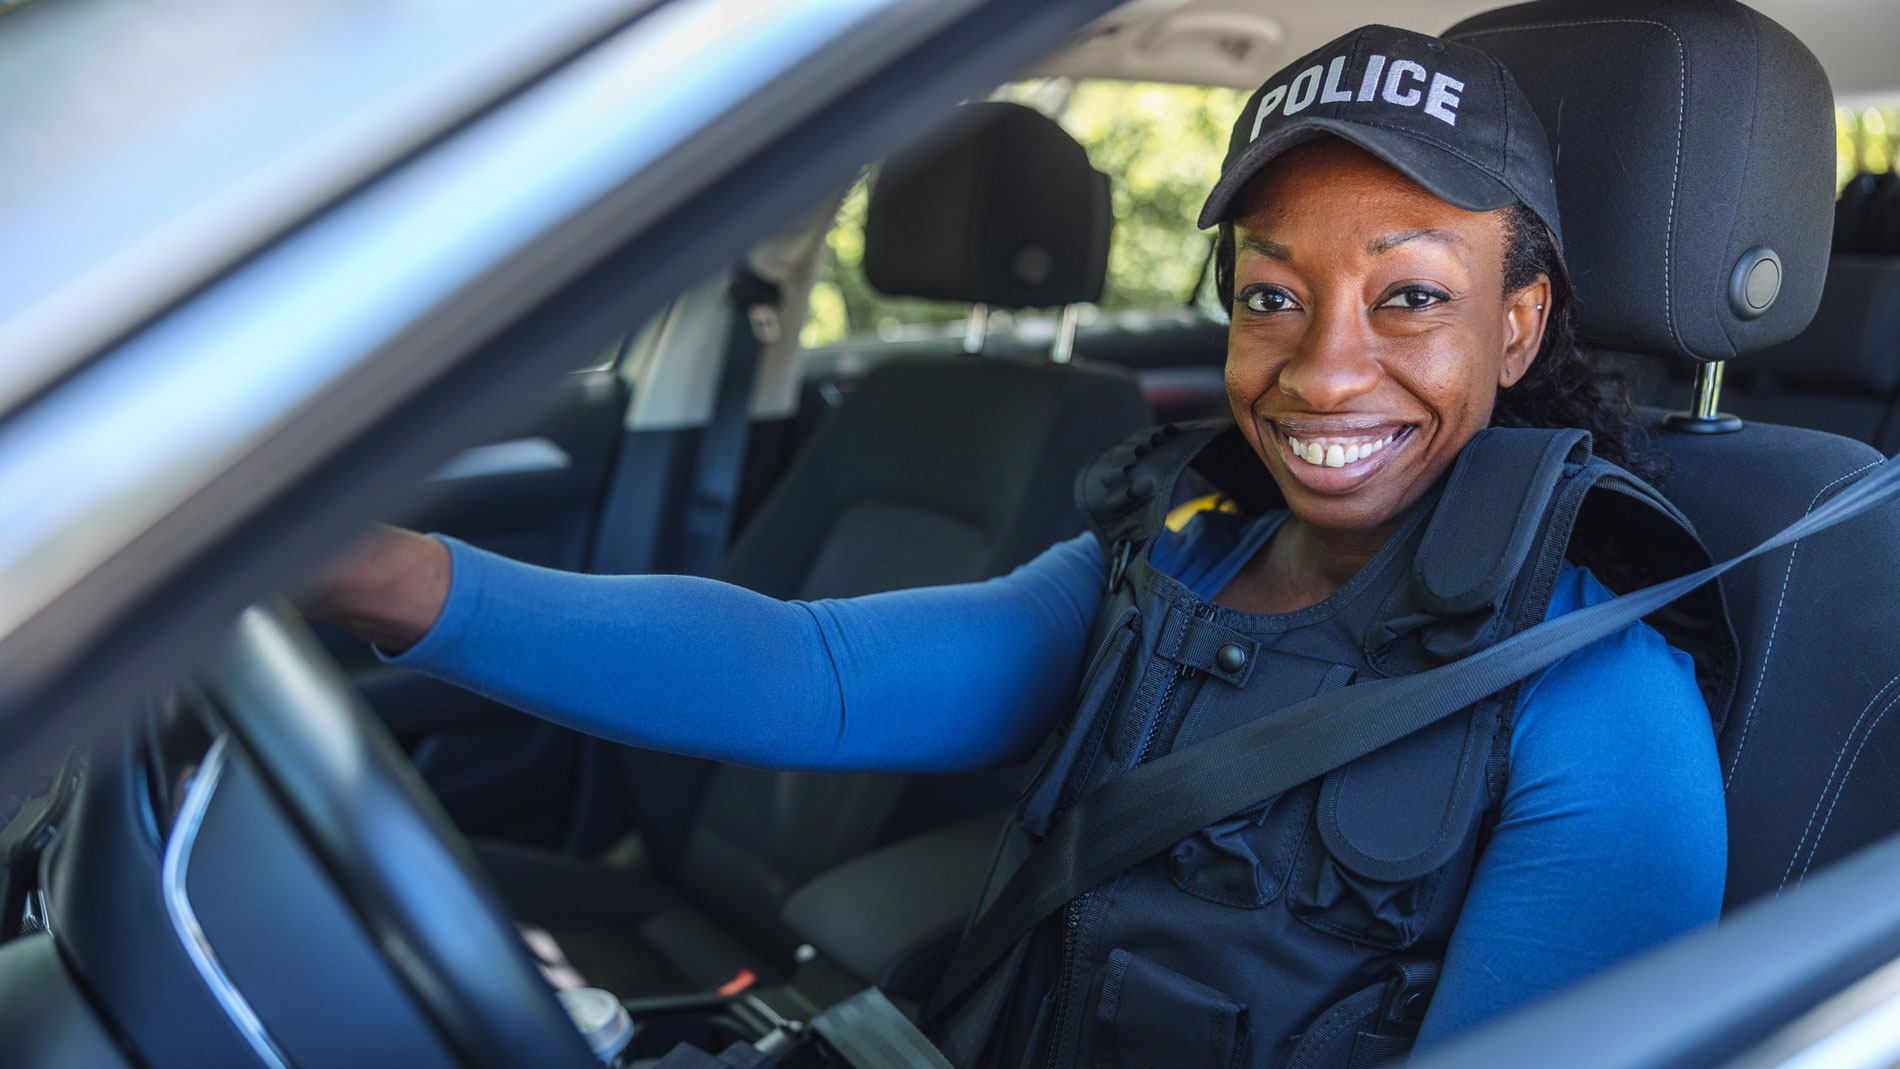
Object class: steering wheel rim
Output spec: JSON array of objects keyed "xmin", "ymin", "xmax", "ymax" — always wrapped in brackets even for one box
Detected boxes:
[{"xmin": 194, "ymin": 601, "xmax": 599, "ymax": 1069}]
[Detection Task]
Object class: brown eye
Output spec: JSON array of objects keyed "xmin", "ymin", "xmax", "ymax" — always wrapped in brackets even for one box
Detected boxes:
[
  {"xmin": 1241, "ymin": 286, "xmax": 1297, "ymax": 314},
  {"xmin": 1379, "ymin": 285, "xmax": 1450, "ymax": 309}
]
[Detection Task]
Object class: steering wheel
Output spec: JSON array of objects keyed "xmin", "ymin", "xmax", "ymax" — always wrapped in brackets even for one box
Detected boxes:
[{"xmin": 190, "ymin": 601, "xmax": 600, "ymax": 1069}]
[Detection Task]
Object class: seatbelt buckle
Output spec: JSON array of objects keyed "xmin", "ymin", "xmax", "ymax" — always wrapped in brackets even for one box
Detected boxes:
[{"xmin": 716, "ymin": 968, "xmax": 759, "ymax": 996}]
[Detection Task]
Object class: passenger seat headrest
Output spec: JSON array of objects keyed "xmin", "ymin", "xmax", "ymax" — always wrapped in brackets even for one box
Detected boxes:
[
  {"xmin": 863, "ymin": 102, "xmax": 1112, "ymax": 308},
  {"xmin": 1445, "ymin": 0, "xmax": 1835, "ymax": 363}
]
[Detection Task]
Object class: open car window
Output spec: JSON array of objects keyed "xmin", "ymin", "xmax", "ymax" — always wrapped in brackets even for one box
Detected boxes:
[{"xmin": 799, "ymin": 78, "xmax": 1246, "ymax": 350}]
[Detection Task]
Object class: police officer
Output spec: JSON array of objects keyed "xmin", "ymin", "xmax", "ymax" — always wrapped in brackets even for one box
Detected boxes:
[{"xmin": 307, "ymin": 25, "xmax": 1724, "ymax": 1068}]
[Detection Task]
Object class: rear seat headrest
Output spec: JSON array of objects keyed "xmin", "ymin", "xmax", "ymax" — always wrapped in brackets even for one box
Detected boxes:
[
  {"xmin": 1835, "ymin": 173, "xmax": 1900, "ymax": 255},
  {"xmin": 1445, "ymin": 0, "xmax": 1835, "ymax": 364},
  {"xmin": 863, "ymin": 102, "xmax": 1112, "ymax": 309},
  {"xmin": 1752, "ymin": 257, "xmax": 1900, "ymax": 395}
]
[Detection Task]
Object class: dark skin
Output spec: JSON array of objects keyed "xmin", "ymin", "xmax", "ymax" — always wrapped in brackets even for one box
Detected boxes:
[
  {"xmin": 307, "ymin": 137, "xmax": 1550, "ymax": 647},
  {"xmin": 1214, "ymin": 139, "xmax": 1550, "ymax": 615}
]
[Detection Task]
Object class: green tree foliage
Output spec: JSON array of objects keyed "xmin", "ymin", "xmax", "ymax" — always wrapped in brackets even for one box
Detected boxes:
[
  {"xmin": 802, "ymin": 80, "xmax": 1248, "ymax": 348},
  {"xmin": 1838, "ymin": 105, "xmax": 1900, "ymax": 190}
]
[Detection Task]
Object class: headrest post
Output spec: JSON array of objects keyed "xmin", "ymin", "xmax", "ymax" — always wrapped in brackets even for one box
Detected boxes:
[
  {"xmin": 1663, "ymin": 362, "xmax": 1745, "ymax": 435},
  {"xmin": 962, "ymin": 303, "xmax": 989, "ymax": 355},
  {"xmin": 1050, "ymin": 304, "xmax": 1080, "ymax": 364}
]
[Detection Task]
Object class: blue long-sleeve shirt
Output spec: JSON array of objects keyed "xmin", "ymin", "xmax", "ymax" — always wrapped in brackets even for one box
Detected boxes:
[{"xmin": 392, "ymin": 516, "xmax": 1725, "ymax": 1046}]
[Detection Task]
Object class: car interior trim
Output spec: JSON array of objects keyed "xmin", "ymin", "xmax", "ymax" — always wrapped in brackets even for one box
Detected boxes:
[
  {"xmin": 158, "ymin": 735, "xmax": 294, "ymax": 1069},
  {"xmin": 429, "ymin": 438, "xmax": 575, "ymax": 481},
  {"xmin": 1736, "ymin": 954, "xmax": 1900, "ymax": 1069}
]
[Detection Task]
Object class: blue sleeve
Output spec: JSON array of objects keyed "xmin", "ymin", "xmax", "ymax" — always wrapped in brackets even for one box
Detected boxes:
[
  {"xmin": 388, "ymin": 533, "xmax": 1105, "ymax": 772},
  {"xmin": 1415, "ymin": 566, "xmax": 1726, "ymax": 1046}
]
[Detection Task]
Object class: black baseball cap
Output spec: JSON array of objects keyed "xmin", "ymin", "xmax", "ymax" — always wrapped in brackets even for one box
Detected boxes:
[{"xmin": 1198, "ymin": 24, "xmax": 1562, "ymax": 247}]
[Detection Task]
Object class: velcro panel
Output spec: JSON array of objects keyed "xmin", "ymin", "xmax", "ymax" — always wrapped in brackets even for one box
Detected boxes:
[{"xmin": 1446, "ymin": 0, "xmax": 1835, "ymax": 362}]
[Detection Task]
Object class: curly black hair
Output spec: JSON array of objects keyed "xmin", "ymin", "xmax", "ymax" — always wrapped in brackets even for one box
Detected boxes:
[{"xmin": 1212, "ymin": 202, "xmax": 1656, "ymax": 481}]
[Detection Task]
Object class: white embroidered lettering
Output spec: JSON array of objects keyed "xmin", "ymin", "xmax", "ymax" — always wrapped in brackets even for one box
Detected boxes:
[
  {"xmin": 1357, "ymin": 55, "xmax": 1387, "ymax": 101},
  {"xmin": 1284, "ymin": 65, "xmax": 1323, "ymax": 115},
  {"xmin": 1382, "ymin": 59, "xmax": 1426, "ymax": 107},
  {"xmin": 1249, "ymin": 85, "xmax": 1288, "ymax": 140},
  {"xmin": 1424, "ymin": 73, "xmax": 1464, "ymax": 125},
  {"xmin": 1320, "ymin": 56, "xmax": 1354, "ymax": 104}
]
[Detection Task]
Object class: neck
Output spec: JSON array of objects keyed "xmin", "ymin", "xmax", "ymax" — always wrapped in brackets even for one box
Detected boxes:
[{"xmin": 1250, "ymin": 514, "xmax": 1401, "ymax": 612}]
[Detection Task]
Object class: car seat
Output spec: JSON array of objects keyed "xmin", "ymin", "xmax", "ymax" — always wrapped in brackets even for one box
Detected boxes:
[
  {"xmin": 1711, "ymin": 173, "xmax": 1900, "ymax": 452},
  {"xmin": 1446, "ymin": 0, "xmax": 1900, "ymax": 909},
  {"xmin": 477, "ymin": 102, "xmax": 1153, "ymax": 998}
]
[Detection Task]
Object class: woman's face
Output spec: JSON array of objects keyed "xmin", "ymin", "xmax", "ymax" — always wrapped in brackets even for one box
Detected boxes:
[{"xmin": 1226, "ymin": 138, "xmax": 1549, "ymax": 539}]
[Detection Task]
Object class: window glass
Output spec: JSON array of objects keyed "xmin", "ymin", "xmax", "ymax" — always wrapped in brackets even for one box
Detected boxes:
[
  {"xmin": 1838, "ymin": 104, "xmax": 1899, "ymax": 190},
  {"xmin": 801, "ymin": 79, "xmax": 1249, "ymax": 348}
]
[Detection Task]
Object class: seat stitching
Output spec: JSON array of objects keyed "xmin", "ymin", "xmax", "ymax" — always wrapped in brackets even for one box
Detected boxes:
[
  {"xmin": 1795, "ymin": 682, "xmax": 1900, "ymax": 886},
  {"xmin": 1723, "ymin": 458, "xmax": 1883, "ymax": 789},
  {"xmin": 1776, "ymin": 671, "xmax": 1900, "ymax": 894},
  {"xmin": 1447, "ymin": 18, "xmax": 1687, "ymax": 352}
]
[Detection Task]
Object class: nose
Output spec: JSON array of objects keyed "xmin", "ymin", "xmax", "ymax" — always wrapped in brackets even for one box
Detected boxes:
[{"xmin": 1276, "ymin": 301, "xmax": 1381, "ymax": 410}]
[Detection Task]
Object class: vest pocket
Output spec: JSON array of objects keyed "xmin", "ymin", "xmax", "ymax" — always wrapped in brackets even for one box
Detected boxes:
[
  {"xmin": 1093, "ymin": 949, "xmax": 1248, "ymax": 1069},
  {"xmin": 1283, "ymin": 961, "xmax": 1436, "ymax": 1069},
  {"xmin": 1287, "ymin": 825, "xmax": 1440, "ymax": 950},
  {"xmin": 1166, "ymin": 790, "xmax": 1307, "ymax": 909}
]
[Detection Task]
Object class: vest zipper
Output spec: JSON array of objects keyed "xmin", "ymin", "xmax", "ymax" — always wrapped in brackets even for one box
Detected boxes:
[
  {"xmin": 1134, "ymin": 603, "xmax": 1213, "ymax": 767},
  {"xmin": 1043, "ymin": 610, "xmax": 1210, "ymax": 1068},
  {"xmin": 1134, "ymin": 665, "xmax": 1194, "ymax": 767},
  {"xmin": 1043, "ymin": 891, "xmax": 1100, "ymax": 1069}
]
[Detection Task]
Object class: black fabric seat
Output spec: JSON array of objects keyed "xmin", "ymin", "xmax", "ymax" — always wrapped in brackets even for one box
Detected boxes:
[
  {"xmin": 1630, "ymin": 175, "xmax": 1900, "ymax": 450},
  {"xmin": 1448, "ymin": 0, "xmax": 1900, "ymax": 910},
  {"xmin": 1719, "ymin": 255, "xmax": 1900, "ymax": 451},
  {"xmin": 477, "ymin": 102, "xmax": 1151, "ymax": 997}
]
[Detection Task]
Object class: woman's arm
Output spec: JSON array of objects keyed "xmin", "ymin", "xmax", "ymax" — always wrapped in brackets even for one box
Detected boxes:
[
  {"xmin": 313, "ymin": 530, "xmax": 1106, "ymax": 773},
  {"xmin": 1414, "ymin": 566, "xmax": 1726, "ymax": 1045}
]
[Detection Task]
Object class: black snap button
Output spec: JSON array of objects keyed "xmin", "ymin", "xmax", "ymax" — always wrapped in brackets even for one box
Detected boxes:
[
  {"xmin": 1402, "ymin": 991, "xmax": 1429, "ymax": 1022},
  {"xmin": 1216, "ymin": 643, "xmax": 1248, "ymax": 674}
]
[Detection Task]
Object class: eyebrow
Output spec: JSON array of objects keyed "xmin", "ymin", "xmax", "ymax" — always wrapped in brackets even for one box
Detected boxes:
[
  {"xmin": 1236, "ymin": 234, "xmax": 1291, "ymax": 261},
  {"xmin": 1366, "ymin": 228, "xmax": 1467, "ymax": 255}
]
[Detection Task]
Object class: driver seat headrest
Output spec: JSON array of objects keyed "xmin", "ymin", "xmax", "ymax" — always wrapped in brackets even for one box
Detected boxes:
[
  {"xmin": 1445, "ymin": 0, "xmax": 1835, "ymax": 364},
  {"xmin": 863, "ymin": 102, "xmax": 1112, "ymax": 309}
]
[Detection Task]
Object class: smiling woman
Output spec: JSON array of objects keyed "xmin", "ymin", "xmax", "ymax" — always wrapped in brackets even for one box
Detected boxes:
[{"xmin": 303, "ymin": 21, "xmax": 1725, "ymax": 1069}]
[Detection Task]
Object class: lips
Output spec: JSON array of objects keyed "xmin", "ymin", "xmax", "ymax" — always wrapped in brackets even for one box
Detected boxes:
[{"xmin": 1268, "ymin": 419, "xmax": 1412, "ymax": 492}]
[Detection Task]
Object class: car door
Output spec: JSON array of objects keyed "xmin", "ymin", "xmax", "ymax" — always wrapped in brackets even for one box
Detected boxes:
[{"xmin": 315, "ymin": 362, "xmax": 629, "ymax": 845}]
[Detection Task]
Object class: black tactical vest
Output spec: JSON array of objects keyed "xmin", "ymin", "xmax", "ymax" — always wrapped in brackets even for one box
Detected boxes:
[{"xmin": 945, "ymin": 420, "xmax": 1732, "ymax": 1069}]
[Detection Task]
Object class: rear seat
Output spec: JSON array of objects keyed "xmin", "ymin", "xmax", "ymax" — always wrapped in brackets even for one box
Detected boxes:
[
  {"xmin": 478, "ymin": 102, "xmax": 1152, "ymax": 999},
  {"xmin": 1654, "ymin": 173, "xmax": 1900, "ymax": 451},
  {"xmin": 1721, "ymin": 255, "xmax": 1900, "ymax": 448}
]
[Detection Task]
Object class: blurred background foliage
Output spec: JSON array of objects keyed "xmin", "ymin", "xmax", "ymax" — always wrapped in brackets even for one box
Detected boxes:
[
  {"xmin": 801, "ymin": 90, "xmax": 1890, "ymax": 349},
  {"xmin": 802, "ymin": 79, "xmax": 1247, "ymax": 347},
  {"xmin": 1838, "ymin": 105, "xmax": 1899, "ymax": 190}
]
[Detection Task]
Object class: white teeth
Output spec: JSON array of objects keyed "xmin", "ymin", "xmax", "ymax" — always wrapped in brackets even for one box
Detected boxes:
[{"xmin": 1286, "ymin": 432, "xmax": 1399, "ymax": 467}]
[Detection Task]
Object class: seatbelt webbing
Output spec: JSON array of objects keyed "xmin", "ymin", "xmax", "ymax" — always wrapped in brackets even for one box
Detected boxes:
[
  {"xmin": 675, "ymin": 266, "xmax": 781, "ymax": 577},
  {"xmin": 926, "ymin": 455, "xmax": 1900, "ymax": 1022}
]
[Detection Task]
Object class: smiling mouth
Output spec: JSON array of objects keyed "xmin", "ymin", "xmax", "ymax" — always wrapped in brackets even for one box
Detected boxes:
[
  {"xmin": 1268, "ymin": 421, "xmax": 1413, "ymax": 488},
  {"xmin": 1285, "ymin": 431, "xmax": 1397, "ymax": 468}
]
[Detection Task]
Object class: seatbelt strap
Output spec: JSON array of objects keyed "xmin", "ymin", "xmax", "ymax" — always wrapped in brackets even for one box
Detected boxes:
[
  {"xmin": 927, "ymin": 454, "xmax": 1900, "ymax": 1022},
  {"xmin": 676, "ymin": 264, "xmax": 781, "ymax": 577},
  {"xmin": 812, "ymin": 988, "xmax": 955, "ymax": 1069}
]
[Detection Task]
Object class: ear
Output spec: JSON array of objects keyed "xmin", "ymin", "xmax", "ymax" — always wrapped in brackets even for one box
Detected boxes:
[{"xmin": 1499, "ymin": 274, "xmax": 1551, "ymax": 388}]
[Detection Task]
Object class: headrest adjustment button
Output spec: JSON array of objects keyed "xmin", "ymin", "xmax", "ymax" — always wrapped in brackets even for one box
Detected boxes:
[{"xmin": 1729, "ymin": 246, "xmax": 1782, "ymax": 320}]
